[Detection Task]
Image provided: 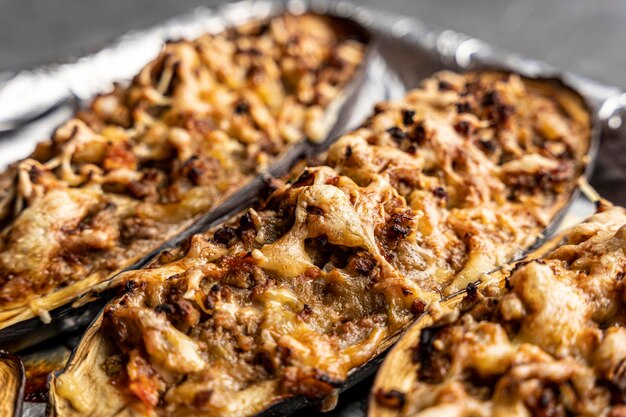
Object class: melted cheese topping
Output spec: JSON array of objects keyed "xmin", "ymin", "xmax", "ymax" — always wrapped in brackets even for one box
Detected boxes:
[
  {"xmin": 393, "ymin": 207, "xmax": 626, "ymax": 417},
  {"xmin": 91, "ymin": 71, "xmax": 590, "ymax": 416},
  {"xmin": 0, "ymin": 14, "xmax": 365, "ymax": 324}
]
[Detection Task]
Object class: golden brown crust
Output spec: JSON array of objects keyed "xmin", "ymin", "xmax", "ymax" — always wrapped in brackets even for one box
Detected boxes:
[
  {"xmin": 66, "ymin": 71, "xmax": 593, "ymax": 416},
  {"xmin": 376, "ymin": 206, "xmax": 626, "ymax": 417},
  {"xmin": 0, "ymin": 13, "xmax": 366, "ymax": 327}
]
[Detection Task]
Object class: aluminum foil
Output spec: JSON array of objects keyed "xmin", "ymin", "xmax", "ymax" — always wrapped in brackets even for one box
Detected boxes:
[{"xmin": 0, "ymin": 0, "xmax": 624, "ymax": 416}]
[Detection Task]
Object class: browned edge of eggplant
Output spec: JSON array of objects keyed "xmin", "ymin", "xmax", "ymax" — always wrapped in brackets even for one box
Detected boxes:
[
  {"xmin": 0, "ymin": 350, "xmax": 25, "ymax": 417},
  {"xmin": 0, "ymin": 12, "xmax": 377, "ymax": 352}
]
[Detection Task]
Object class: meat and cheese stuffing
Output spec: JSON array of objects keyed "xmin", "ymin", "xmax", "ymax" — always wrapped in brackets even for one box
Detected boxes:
[
  {"xmin": 57, "ymin": 71, "xmax": 591, "ymax": 416},
  {"xmin": 382, "ymin": 206, "xmax": 626, "ymax": 417},
  {"xmin": 0, "ymin": 13, "xmax": 366, "ymax": 327}
]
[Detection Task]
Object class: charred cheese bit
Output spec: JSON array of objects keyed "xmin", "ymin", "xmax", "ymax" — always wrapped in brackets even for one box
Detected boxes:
[
  {"xmin": 82, "ymin": 70, "xmax": 593, "ymax": 417},
  {"xmin": 0, "ymin": 13, "xmax": 366, "ymax": 326},
  {"xmin": 390, "ymin": 207, "xmax": 626, "ymax": 417}
]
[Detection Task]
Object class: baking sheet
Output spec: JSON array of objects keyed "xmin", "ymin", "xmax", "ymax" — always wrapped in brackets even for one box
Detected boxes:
[{"xmin": 0, "ymin": 0, "xmax": 624, "ymax": 416}]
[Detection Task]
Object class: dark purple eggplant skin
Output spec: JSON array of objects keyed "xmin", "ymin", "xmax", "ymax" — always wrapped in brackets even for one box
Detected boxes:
[
  {"xmin": 0, "ymin": 350, "xmax": 26, "ymax": 417},
  {"xmin": 252, "ymin": 346, "xmax": 388, "ymax": 416}
]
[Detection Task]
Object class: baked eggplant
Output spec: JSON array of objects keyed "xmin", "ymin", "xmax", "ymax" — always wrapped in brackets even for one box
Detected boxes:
[
  {"xmin": 49, "ymin": 70, "xmax": 591, "ymax": 417},
  {"xmin": 0, "ymin": 351, "xmax": 25, "ymax": 417},
  {"xmin": 0, "ymin": 13, "xmax": 368, "ymax": 338},
  {"xmin": 369, "ymin": 203, "xmax": 626, "ymax": 417}
]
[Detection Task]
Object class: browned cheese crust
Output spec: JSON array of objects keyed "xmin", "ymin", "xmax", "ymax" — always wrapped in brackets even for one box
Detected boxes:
[
  {"xmin": 0, "ymin": 14, "xmax": 365, "ymax": 326},
  {"xmin": 53, "ymin": 71, "xmax": 593, "ymax": 416},
  {"xmin": 382, "ymin": 206, "xmax": 626, "ymax": 417}
]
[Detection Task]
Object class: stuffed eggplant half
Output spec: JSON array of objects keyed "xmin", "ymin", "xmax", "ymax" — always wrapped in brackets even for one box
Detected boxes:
[
  {"xmin": 50, "ymin": 70, "xmax": 590, "ymax": 417},
  {"xmin": 0, "ymin": 13, "xmax": 367, "ymax": 333},
  {"xmin": 370, "ymin": 204, "xmax": 626, "ymax": 417}
]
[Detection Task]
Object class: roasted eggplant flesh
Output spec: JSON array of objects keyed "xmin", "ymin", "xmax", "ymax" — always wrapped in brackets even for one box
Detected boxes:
[
  {"xmin": 371, "ymin": 205, "xmax": 626, "ymax": 417},
  {"xmin": 0, "ymin": 351, "xmax": 25, "ymax": 417},
  {"xmin": 0, "ymin": 13, "xmax": 367, "ymax": 331},
  {"xmin": 50, "ymin": 70, "xmax": 591, "ymax": 417}
]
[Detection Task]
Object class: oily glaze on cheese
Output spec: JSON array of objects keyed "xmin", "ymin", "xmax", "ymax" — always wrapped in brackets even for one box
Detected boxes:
[
  {"xmin": 50, "ymin": 71, "xmax": 591, "ymax": 417},
  {"xmin": 0, "ymin": 13, "xmax": 366, "ymax": 329},
  {"xmin": 371, "ymin": 206, "xmax": 626, "ymax": 417}
]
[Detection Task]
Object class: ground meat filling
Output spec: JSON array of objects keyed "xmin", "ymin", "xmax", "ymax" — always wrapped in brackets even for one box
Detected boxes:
[
  {"xmin": 390, "ymin": 207, "xmax": 626, "ymax": 417},
  {"xmin": 0, "ymin": 13, "xmax": 366, "ymax": 321},
  {"xmin": 96, "ymin": 71, "xmax": 590, "ymax": 415}
]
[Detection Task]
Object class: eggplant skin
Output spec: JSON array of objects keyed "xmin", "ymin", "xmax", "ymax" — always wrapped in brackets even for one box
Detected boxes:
[
  {"xmin": 49, "ymin": 70, "xmax": 591, "ymax": 417},
  {"xmin": 0, "ymin": 12, "xmax": 368, "ymax": 337},
  {"xmin": 370, "ymin": 205, "xmax": 626, "ymax": 417},
  {"xmin": 0, "ymin": 350, "xmax": 25, "ymax": 417},
  {"xmin": 49, "ymin": 316, "xmax": 134, "ymax": 417}
]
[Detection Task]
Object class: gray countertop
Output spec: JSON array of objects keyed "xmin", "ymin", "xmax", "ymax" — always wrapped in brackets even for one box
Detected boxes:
[{"xmin": 1, "ymin": 0, "xmax": 625, "ymax": 89}]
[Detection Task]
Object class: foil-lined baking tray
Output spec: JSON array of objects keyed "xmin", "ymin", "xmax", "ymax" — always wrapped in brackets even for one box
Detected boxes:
[{"xmin": 0, "ymin": 1, "xmax": 624, "ymax": 416}]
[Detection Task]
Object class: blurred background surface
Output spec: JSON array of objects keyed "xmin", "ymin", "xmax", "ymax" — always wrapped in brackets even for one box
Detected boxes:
[{"xmin": 0, "ymin": 0, "xmax": 625, "ymax": 88}]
